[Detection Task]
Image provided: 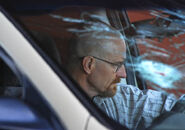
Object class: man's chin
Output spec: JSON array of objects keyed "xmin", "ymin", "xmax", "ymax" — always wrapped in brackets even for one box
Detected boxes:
[{"xmin": 100, "ymin": 84, "xmax": 117, "ymax": 97}]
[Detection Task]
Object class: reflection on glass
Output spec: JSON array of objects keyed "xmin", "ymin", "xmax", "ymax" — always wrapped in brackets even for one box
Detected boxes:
[{"xmin": 127, "ymin": 9, "xmax": 185, "ymax": 97}]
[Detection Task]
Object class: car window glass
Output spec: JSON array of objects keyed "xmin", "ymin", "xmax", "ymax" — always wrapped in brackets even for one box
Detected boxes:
[
  {"xmin": 14, "ymin": 7, "xmax": 185, "ymax": 102},
  {"xmin": 127, "ymin": 9, "xmax": 185, "ymax": 97},
  {"xmin": 12, "ymin": 7, "xmax": 185, "ymax": 129}
]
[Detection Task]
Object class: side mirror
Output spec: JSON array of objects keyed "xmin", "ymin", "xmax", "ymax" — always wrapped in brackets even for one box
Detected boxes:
[{"xmin": 0, "ymin": 97, "xmax": 53, "ymax": 130}]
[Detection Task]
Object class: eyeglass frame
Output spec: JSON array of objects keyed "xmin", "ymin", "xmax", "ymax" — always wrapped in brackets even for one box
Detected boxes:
[{"xmin": 80, "ymin": 56, "xmax": 125, "ymax": 72}]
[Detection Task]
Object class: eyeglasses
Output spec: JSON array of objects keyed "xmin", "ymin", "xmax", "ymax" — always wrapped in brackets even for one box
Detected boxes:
[{"xmin": 92, "ymin": 56, "xmax": 125, "ymax": 72}]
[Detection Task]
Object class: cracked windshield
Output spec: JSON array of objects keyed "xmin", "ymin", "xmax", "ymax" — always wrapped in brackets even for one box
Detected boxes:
[{"xmin": 17, "ymin": 7, "xmax": 184, "ymax": 98}]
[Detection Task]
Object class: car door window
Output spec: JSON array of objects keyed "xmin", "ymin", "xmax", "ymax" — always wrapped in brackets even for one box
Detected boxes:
[{"xmin": 9, "ymin": 6, "xmax": 185, "ymax": 129}]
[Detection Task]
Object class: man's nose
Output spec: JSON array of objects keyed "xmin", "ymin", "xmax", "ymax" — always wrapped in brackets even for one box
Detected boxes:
[{"xmin": 116, "ymin": 65, "xmax": 127, "ymax": 78}]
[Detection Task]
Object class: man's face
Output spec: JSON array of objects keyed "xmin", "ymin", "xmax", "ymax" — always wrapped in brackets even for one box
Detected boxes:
[{"xmin": 88, "ymin": 37, "xmax": 127, "ymax": 97}]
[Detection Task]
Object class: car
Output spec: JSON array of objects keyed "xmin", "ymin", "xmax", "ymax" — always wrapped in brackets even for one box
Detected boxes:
[{"xmin": 0, "ymin": 0, "xmax": 185, "ymax": 129}]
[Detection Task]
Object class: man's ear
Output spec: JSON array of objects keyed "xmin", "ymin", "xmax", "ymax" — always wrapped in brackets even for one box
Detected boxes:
[{"xmin": 82, "ymin": 56, "xmax": 95, "ymax": 74}]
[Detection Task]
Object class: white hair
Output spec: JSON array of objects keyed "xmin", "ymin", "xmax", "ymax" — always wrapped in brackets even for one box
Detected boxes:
[{"xmin": 65, "ymin": 23, "xmax": 124, "ymax": 72}]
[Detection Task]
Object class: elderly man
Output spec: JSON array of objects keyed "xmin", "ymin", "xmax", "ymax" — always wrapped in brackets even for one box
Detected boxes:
[
  {"xmin": 66, "ymin": 28, "xmax": 126, "ymax": 98},
  {"xmin": 63, "ymin": 20, "xmax": 182, "ymax": 129}
]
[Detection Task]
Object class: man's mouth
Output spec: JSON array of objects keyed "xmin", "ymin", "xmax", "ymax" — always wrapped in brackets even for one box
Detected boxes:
[
  {"xmin": 112, "ymin": 78, "xmax": 121, "ymax": 84},
  {"xmin": 109, "ymin": 78, "xmax": 121, "ymax": 89}
]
